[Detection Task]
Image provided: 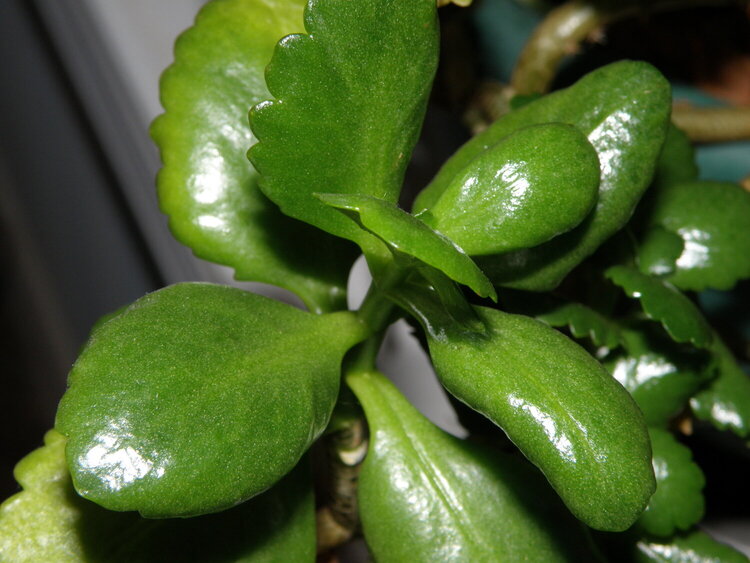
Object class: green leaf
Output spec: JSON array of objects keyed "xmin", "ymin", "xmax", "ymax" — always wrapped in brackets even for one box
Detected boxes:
[
  {"xmin": 55, "ymin": 283, "xmax": 368, "ymax": 517},
  {"xmin": 248, "ymin": 0, "xmax": 439, "ymax": 242},
  {"xmin": 347, "ymin": 371, "xmax": 601, "ymax": 561},
  {"xmin": 606, "ymin": 265, "xmax": 713, "ymax": 349},
  {"xmin": 499, "ymin": 290, "xmax": 623, "ymax": 350},
  {"xmin": 650, "ymin": 124, "xmax": 699, "ymax": 190},
  {"xmin": 603, "ymin": 323, "xmax": 715, "ymax": 428},
  {"xmin": 0, "ymin": 430, "xmax": 315, "ymax": 562},
  {"xmin": 426, "ymin": 306, "xmax": 655, "ymax": 531},
  {"xmin": 691, "ymin": 335, "xmax": 750, "ymax": 438},
  {"xmin": 416, "ymin": 61, "xmax": 671, "ymax": 291},
  {"xmin": 637, "ymin": 227, "xmax": 684, "ymax": 278},
  {"xmin": 151, "ymin": 0, "xmax": 354, "ymax": 313},
  {"xmin": 642, "ymin": 180, "xmax": 750, "ymax": 292},
  {"xmin": 635, "ymin": 529, "xmax": 749, "ymax": 563},
  {"xmin": 318, "ymin": 193, "xmax": 495, "ymax": 300},
  {"xmin": 636, "ymin": 428, "xmax": 705, "ymax": 537},
  {"xmin": 419, "ymin": 123, "xmax": 600, "ymax": 256}
]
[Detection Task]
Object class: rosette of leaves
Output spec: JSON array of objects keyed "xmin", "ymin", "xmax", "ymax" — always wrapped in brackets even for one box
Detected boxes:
[{"xmin": 3, "ymin": 0, "xmax": 750, "ymax": 560}]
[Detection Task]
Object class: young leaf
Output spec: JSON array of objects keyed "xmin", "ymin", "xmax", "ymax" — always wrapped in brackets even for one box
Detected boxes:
[
  {"xmin": 55, "ymin": 283, "xmax": 368, "ymax": 517},
  {"xmin": 419, "ymin": 123, "xmax": 600, "ymax": 256},
  {"xmin": 649, "ymin": 124, "xmax": 699, "ymax": 190},
  {"xmin": 426, "ymin": 306, "xmax": 655, "ymax": 531},
  {"xmin": 318, "ymin": 193, "xmax": 495, "ymax": 300},
  {"xmin": 637, "ymin": 227, "xmax": 684, "ymax": 278},
  {"xmin": 634, "ymin": 529, "xmax": 749, "ymax": 563},
  {"xmin": 0, "ymin": 430, "xmax": 316, "ymax": 562},
  {"xmin": 606, "ymin": 265, "xmax": 713, "ymax": 349},
  {"xmin": 636, "ymin": 428, "xmax": 705, "ymax": 537},
  {"xmin": 416, "ymin": 61, "xmax": 671, "ymax": 291},
  {"xmin": 641, "ymin": 180, "xmax": 750, "ymax": 292},
  {"xmin": 691, "ymin": 335, "xmax": 750, "ymax": 438},
  {"xmin": 151, "ymin": 0, "xmax": 354, "ymax": 313},
  {"xmin": 499, "ymin": 290, "xmax": 623, "ymax": 350},
  {"xmin": 604, "ymin": 324, "xmax": 715, "ymax": 428},
  {"xmin": 248, "ymin": 0, "xmax": 439, "ymax": 242},
  {"xmin": 347, "ymin": 371, "xmax": 601, "ymax": 562}
]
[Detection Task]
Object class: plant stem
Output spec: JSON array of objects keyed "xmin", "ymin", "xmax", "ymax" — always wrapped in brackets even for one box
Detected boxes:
[
  {"xmin": 511, "ymin": 0, "xmax": 745, "ymax": 96},
  {"xmin": 672, "ymin": 105, "xmax": 750, "ymax": 142}
]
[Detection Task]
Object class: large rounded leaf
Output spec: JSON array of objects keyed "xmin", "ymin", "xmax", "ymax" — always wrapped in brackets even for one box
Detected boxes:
[
  {"xmin": 55, "ymin": 283, "xmax": 367, "ymax": 517},
  {"xmin": 427, "ymin": 306, "xmax": 655, "ymax": 531},
  {"xmin": 248, "ymin": 0, "xmax": 439, "ymax": 242},
  {"xmin": 347, "ymin": 371, "xmax": 600, "ymax": 561},
  {"xmin": 0, "ymin": 430, "xmax": 316, "ymax": 562},
  {"xmin": 416, "ymin": 61, "xmax": 671, "ymax": 291},
  {"xmin": 421, "ymin": 123, "xmax": 600, "ymax": 255},
  {"xmin": 151, "ymin": 0, "xmax": 355, "ymax": 313}
]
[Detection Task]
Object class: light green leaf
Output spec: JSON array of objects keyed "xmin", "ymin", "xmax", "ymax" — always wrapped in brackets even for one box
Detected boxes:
[
  {"xmin": 55, "ymin": 283, "xmax": 367, "ymax": 517},
  {"xmin": 635, "ymin": 529, "xmax": 749, "ymax": 563},
  {"xmin": 151, "ymin": 0, "xmax": 354, "ymax": 313},
  {"xmin": 348, "ymin": 371, "xmax": 601, "ymax": 561},
  {"xmin": 637, "ymin": 428, "xmax": 705, "ymax": 537},
  {"xmin": 691, "ymin": 335, "xmax": 750, "ymax": 438},
  {"xmin": 606, "ymin": 265, "xmax": 713, "ymax": 349},
  {"xmin": 420, "ymin": 123, "xmax": 600, "ymax": 256},
  {"xmin": 426, "ymin": 306, "xmax": 655, "ymax": 531},
  {"xmin": 603, "ymin": 323, "xmax": 715, "ymax": 428},
  {"xmin": 642, "ymin": 180, "xmax": 750, "ymax": 291},
  {"xmin": 0, "ymin": 430, "xmax": 315, "ymax": 562},
  {"xmin": 248, "ymin": 0, "xmax": 439, "ymax": 242},
  {"xmin": 318, "ymin": 193, "xmax": 495, "ymax": 300},
  {"xmin": 416, "ymin": 61, "xmax": 671, "ymax": 291}
]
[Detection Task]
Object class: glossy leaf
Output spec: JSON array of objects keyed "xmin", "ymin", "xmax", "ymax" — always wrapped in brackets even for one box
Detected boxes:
[
  {"xmin": 691, "ymin": 335, "xmax": 750, "ymax": 438},
  {"xmin": 606, "ymin": 265, "xmax": 713, "ymax": 349},
  {"xmin": 0, "ymin": 430, "xmax": 316, "ymax": 562},
  {"xmin": 347, "ymin": 371, "xmax": 600, "ymax": 561},
  {"xmin": 638, "ymin": 227, "xmax": 684, "ymax": 278},
  {"xmin": 426, "ymin": 306, "xmax": 655, "ymax": 531},
  {"xmin": 416, "ymin": 61, "xmax": 671, "ymax": 291},
  {"xmin": 499, "ymin": 290, "xmax": 622, "ymax": 349},
  {"xmin": 642, "ymin": 180, "xmax": 750, "ymax": 292},
  {"xmin": 636, "ymin": 428, "xmax": 705, "ymax": 537},
  {"xmin": 318, "ymin": 193, "xmax": 495, "ymax": 300},
  {"xmin": 635, "ymin": 529, "xmax": 749, "ymax": 563},
  {"xmin": 419, "ymin": 123, "xmax": 600, "ymax": 256},
  {"xmin": 604, "ymin": 324, "xmax": 715, "ymax": 428},
  {"xmin": 151, "ymin": 0, "xmax": 354, "ymax": 313},
  {"xmin": 248, "ymin": 0, "xmax": 439, "ymax": 242},
  {"xmin": 55, "ymin": 283, "xmax": 367, "ymax": 517}
]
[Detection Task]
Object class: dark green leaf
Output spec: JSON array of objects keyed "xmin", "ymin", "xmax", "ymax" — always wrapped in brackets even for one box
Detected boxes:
[
  {"xmin": 0, "ymin": 430, "xmax": 316, "ymax": 562},
  {"xmin": 416, "ymin": 61, "xmax": 671, "ymax": 291},
  {"xmin": 637, "ymin": 227, "xmax": 684, "ymax": 278},
  {"xmin": 419, "ymin": 123, "xmax": 600, "ymax": 256},
  {"xmin": 635, "ymin": 529, "xmax": 749, "ymax": 563},
  {"xmin": 606, "ymin": 265, "xmax": 713, "ymax": 349},
  {"xmin": 426, "ymin": 306, "xmax": 655, "ymax": 531},
  {"xmin": 636, "ymin": 428, "xmax": 705, "ymax": 537},
  {"xmin": 650, "ymin": 124, "xmax": 699, "ymax": 190},
  {"xmin": 603, "ymin": 323, "xmax": 715, "ymax": 427},
  {"xmin": 318, "ymin": 193, "xmax": 495, "ymax": 300},
  {"xmin": 500, "ymin": 290, "xmax": 623, "ymax": 349},
  {"xmin": 348, "ymin": 371, "xmax": 601, "ymax": 561},
  {"xmin": 151, "ymin": 0, "xmax": 354, "ymax": 313},
  {"xmin": 248, "ymin": 0, "xmax": 439, "ymax": 242},
  {"xmin": 55, "ymin": 283, "xmax": 368, "ymax": 517},
  {"xmin": 691, "ymin": 335, "xmax": 750, "ymax": 438},
  {"xmin": 642, "ymin": 180, "xmax": 750, "ymax": 291}
]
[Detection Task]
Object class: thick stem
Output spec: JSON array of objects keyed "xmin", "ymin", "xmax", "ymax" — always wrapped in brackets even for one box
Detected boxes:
[
  {"xmin": 672, "ymin": 105, "xmax": 750, "ymax": 142},
  {"xmin": 511, "ymin": 0, "xmax": 745, "ymax": 95}
]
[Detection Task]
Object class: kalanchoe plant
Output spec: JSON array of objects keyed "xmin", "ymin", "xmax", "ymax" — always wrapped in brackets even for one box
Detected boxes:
[{"xmin": 2, "ymin": 0, "xmax": 750, "ymax": 560}]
